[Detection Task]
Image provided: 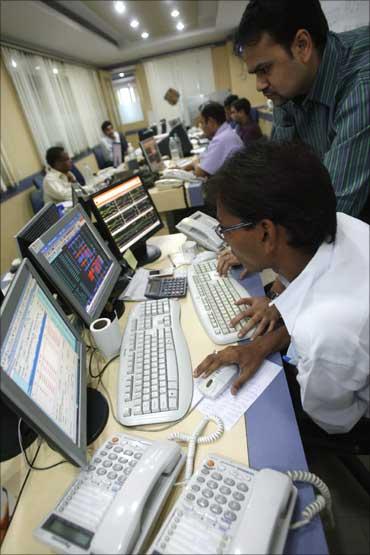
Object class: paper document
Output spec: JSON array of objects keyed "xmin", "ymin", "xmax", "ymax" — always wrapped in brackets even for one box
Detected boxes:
[{"xmin": 197, "ymin": 360, "xmax": 282, "ymax": 430}]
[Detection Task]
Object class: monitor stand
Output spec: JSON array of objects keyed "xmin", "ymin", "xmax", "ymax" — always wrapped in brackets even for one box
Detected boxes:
[
  {"xmin": 86, "ymin": 387, "xmax": 109, "ymax": 445},
  {"xmin": 131, "ymin": 241, "xmax": 161, "ymax": 266}
]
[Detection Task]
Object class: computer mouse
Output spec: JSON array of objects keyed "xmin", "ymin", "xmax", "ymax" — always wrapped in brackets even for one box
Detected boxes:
[
  {"xmin": 197, "ymin": 364, "xmax": 239, "ymax": 399},
  {"xmin": 193, "ymin": 251, "xmax": 217, "ymax": 264}
]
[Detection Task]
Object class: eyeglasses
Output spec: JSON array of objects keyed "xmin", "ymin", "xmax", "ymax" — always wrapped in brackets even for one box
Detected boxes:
[{"xmin": 215, "ymin": 221, "xmax": 255, "ymax": 240}]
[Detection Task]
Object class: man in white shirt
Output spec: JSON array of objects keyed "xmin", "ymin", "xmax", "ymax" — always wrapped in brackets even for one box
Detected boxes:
[
  {"xmin": 100, "ymin": 121, "xmax": 128, "ymax": 165},
  {"xmin": 43, "ymin": 147, "xmax": 75, "ymax": 204},
  {"xmin": 194, "ymin": 141, "xmax": 369, "ymax": 438}
]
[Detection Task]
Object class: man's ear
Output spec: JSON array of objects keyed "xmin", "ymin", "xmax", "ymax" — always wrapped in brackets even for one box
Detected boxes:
[
  {"xmin": 291, "ymin": 29, "xmax": 313, "ymax": 64},
  {"xmin": 260, "ymin": 219, "xmax": 277, "ymax": 252}
]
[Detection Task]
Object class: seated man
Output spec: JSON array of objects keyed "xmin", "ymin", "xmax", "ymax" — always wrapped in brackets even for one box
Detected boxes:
[
  {"xmin": 194, "ymin": 141, "xmax": 369, "ymax": 438},
  {"xmin": 43, "ymin": 146, "xmax": 75, "ymax": 204},
  {"xmin": 100, "ymin": 120, "xmax": 128, "ymax": 165},
  {"xmin": 223, "ymin": 94, "xmax": 239, "ymax": 129},
  {"xmin": 230, "ymin": 98, "xmax": 263, "ymax": 145},
  {"xmin": 184, "ymin": 102, "xmax": 243, "ymax": 178}
]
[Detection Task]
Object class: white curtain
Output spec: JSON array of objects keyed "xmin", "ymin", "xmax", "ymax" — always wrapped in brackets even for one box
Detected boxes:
[
  {"xmin": 1, "ymin": 141, "xmax": 18, "ymax": 190},
  {"xmin": 2, "ymin": 47, "xmax": 108, "ymax": 161},
  {"xmin": 144, "ymin": 48, "xmax": 215, "ymax": 127},
  {"xmin": 113, "ymin": 77, "xmax": 144, "ymax": 124}
]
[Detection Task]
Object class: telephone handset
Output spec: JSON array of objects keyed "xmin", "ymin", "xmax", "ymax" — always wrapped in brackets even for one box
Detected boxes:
[
  {"xmin": 176, "ymin": 211, "xmax": 225, "ymax": 252},
  {"xmin": 34, "ymin": 434, "xmax": 185, "ymax": 555}
]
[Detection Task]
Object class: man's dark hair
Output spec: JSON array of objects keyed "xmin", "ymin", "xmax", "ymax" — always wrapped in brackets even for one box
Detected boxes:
[
  {"xmin": 232, "ymin": 98, "xmax": 251, "ymax": 116},
  {"xmin": 234, "ymin": 0, "xmax": 329, "ymax": 57},
  {"xmin": 101, "ymin": 120, "xmax": 113, "ymax": 133},
  {"xmin": 224, "ymin": 94, "xmax": 239, "ymax": 108},
  {"xmin": 207, "ymin": 140, "xmax": 337, "ymax": 255},
  {"xmin": 46, "ymin": 146, "xmax": 65, "ymax": 168},
  {"xmin": 200, "ymin": 102, "xmax": 226, "ymax": 125}
]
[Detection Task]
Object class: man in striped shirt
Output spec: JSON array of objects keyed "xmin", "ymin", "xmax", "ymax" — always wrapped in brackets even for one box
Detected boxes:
[{"xmin": 234, "ymin": 0, "xmax": 369, "ymax": 219}]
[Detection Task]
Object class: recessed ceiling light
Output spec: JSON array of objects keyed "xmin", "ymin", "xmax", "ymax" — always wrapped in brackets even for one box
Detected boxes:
[
  {"xmin": 176, "ymin": 21, "xmax": 185, "ymax": 31},
  {"xmin": 171, "ymin": 9, "xmax": 180, "ymax": 18},
  {"xmin": 11, "ymin": 59, "xmax": 17, "ymax": 68},
  {"xmin": 35, "ymin": 66, "xmax": 40, "ymax": 70},
  {"xmin": 52, "ymin": 67, "xmax": 59, "ymax": 74},
  {"xmin": 119, "ymin": 72, "xmax": 125, "ymax": 77},
  {"xmin": 114, "ymin": 1, "xmax": 126, "ymax": 14},
  {"xmin": 130, "ymin": 19, "xmax": 139, "ymax": 28},
  {"xmin": 141, "ymin": 31, "xmax": 149, "ymax": 39}
]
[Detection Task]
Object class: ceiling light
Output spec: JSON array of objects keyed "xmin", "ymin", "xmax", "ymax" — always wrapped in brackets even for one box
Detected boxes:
[
  {"xmin": 35, "ymin": 66, "xmax": 40, "ymax": 70},
  {"xmin": 52, "ymin": 67, "xmax": 59, "ymax": 74},
  {"xmin": 171, "ymin": 9, "xmax": 180, "ymax": 17},
  {"xmin": 114, "ymin": 1, "xmax": 126, "ymax": 14},
  {"xmin": 119, "ymin": 72, "xmax": 125, "ymax": 77},
  {"xmin": 141, "ymin": 31, "xmax": 149, "ymax": 39},
  {"xmin": 176, "ymin": 21, "xmax": 185, "ymax": 31},
  {"xmin": 11, "ymin": 59, "xmax": 17, "ymax": 68},
  {"xmin": 130, "ymin": 19, "xmax": 139, "ymax": 28}
]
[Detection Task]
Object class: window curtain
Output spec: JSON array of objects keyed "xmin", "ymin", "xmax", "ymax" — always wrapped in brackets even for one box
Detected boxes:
[
  {"xmin": 2, "ymin": 47, "xmax": 108, "ymax": 161},
  {"xmin": 1, "ymin": 141, "xmax": 18, "ymax": 191},
  {"xmin": 113, "ymin": 76, "xmax": 144, "ymax": 125},
  {"xmin": 143, "ymin": 48, "xmax": 216, "ymax": 127}
]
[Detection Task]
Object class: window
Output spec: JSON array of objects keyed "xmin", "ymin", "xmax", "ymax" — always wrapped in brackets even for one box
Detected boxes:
[{"xmin": 113, "ymin": 77, "xmax": 144, "ymax": 124}]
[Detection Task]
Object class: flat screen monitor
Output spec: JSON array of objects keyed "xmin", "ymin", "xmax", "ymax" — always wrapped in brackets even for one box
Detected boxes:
[
  {"xmin": 90, "ymin": 175, "xmax": 163, "ymax": 265},
  {"xmin": 170, "ymin": 124, "xmax": 192, "ymax": 156},
  {"xmin": 71, "ymin": 182, "xmax": 93, "ymax": 217},
  {"xmin": 28, "ymin": 204, "xmax": 121, "ymax": 326},
  {"xmin": 112, "ymin": 141, "xmax": 122, "ymax": 168},
  {"xmin": 15, "ymin": 202, "xmax": 60, "ymax": 259},
  {"xmin": 140, "ymin": 137, "xmax": 165, "ymax": 173},
  {"xmin": 0, "ymin": 259, "xmax": 87, "ymax": 467}
]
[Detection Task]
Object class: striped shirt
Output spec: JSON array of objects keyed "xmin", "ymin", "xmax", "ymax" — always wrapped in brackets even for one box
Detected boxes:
[{"xmin": 271, "ymin": 27, "xmax": 370, "ymax": 217}]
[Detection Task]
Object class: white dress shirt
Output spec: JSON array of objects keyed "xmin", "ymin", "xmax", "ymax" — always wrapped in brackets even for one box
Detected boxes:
[
  {"xmin": 100, "ymin": 131, "xmax": 120, "ymax": 162},
  {"xmin": 43, "ymin": 168, "xmax": 75, "ymax": 204},
  {"xmin": 272, "ymin": 213, "xmax": 369, "ymax": 434}
]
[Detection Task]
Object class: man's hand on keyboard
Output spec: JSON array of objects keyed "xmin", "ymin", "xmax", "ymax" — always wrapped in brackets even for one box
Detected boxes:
[
  {"xmin": 193, "ymin": 342, "xmax": 266, "ymax": 395},
  {"xmin": 230, "ymin": 296, "xmax": 280, "ymax": 339},
  {"xmin": 217, "ymin": 251, "xmax": 248, "ymax": 278}
]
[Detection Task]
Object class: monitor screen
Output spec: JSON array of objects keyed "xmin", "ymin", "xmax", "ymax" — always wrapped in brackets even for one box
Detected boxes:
[
  {"xmin": 112, "ymin": 142, "xmax": 122, "ymax": 168},
  {"xmin": 15, "ymin": 203, "xmax": 60, "ymax": 259},
  {"xmin": 28, "ymin": 205, "xmax": 121, "ymax": 326},
  {"xmin": 170, "ymin": 124, "xmax": 192, "ymax": 156},
  {"xmin": 140, "ymin": 137, "xmax": 164, "ymax": 173},
  {"xmin": 90, "ymin": 175, "xmax": 163, "ymax": 259},
  {"xmin": 0, "ymin": 259, "xmax": 87, "ymax": 467}
]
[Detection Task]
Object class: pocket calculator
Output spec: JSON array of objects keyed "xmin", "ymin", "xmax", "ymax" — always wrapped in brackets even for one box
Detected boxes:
[{"xmin": 145, "ymin": 277, "xmax": 188, "ymax": 299}]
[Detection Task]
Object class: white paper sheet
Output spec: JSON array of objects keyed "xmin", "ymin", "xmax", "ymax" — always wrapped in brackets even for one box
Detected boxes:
[{"xmin": 197, "ymin": 360, "xmax": 282, "ymax": 430}]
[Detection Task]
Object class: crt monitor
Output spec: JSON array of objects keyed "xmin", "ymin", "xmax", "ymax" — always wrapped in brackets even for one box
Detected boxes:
[
  {"xmin": 140, "ymin": 136, "xmax": 165, "ymax": 173},
  {"xmin": 0, "ymin": 258, "xmax": 87, "ymax": 467},
  {"xmin": 112, "ymin": 142, "xmax": 122, "ymax": 168},
  {"xmin": 15, "ymin": 202, "xmax": 60, "ymax": 259},
  {"xmin": 170, "ymin": 124, "xmax": 192, "ymax": 156},
  {"xmin": 28, "ymin": 204, "xmax": 121, "ymax": 327},
  {"xmin": 90, "ymin": 175, "xmax": 163, "ymax": 266}
]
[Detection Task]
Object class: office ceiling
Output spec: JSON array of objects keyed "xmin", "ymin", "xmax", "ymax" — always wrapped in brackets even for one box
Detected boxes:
[{"xmin": 0, "ymin": 0, "xmax": 248, "ymax": 68}]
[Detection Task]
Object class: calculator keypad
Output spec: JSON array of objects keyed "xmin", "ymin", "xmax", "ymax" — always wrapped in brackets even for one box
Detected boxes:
[{"xmin": 146, "ymin": 277, "xmax": 188, "ymax": 299}]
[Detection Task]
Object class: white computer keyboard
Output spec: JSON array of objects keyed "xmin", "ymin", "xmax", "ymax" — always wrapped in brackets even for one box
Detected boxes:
[
  {"xmin": 117, "ymin": 298, "xmax": 193, "ymax": 426},
  {"xmin": 188, "ymin": 259, "xmax": 255, "ymax": 345}
]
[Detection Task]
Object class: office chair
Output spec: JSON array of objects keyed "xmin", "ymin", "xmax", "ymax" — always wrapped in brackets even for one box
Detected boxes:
[
  {"xmin": 92, "ymin": 145, "xmax": 110, "ymax": 170},
  {"xmin": 32, "ymin": 174, "xmax": 44, "ymax": 190},
  {"xmin": 30, "ymin": 189, "xmax": 44, "ymax": 214},
  {"xmin": 119, "ymin": 132, "xmax": 128, "ymax": 158}
]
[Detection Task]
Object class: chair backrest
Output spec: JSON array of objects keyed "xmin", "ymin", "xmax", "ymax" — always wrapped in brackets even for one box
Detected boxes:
[
  {"xmin": 92, "ymin": 144, "xmax": 108, "ymax": 169},
  {"xmin": 70, "ymin": 164, "xmax": 86, "ymax": 186},
  {"xmin": 119, "ymin": 132, "xmax": 128, "ymax": 158},
  {"xmin": 32, "ymin": 174, "xmax": 44, "ymax": 190},
  {"xmin": 30, "ymin": 189, "xmax": 44, "ymax": 214}
]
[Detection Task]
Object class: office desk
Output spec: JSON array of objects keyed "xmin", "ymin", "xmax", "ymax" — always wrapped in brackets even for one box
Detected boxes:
[{"xmin": 1, "ymin": 234, "xmax": 327, "ymax": 555}]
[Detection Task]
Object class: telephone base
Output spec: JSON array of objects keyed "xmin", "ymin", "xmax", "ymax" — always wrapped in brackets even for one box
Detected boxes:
[{"xmin": 86, "ymin": 388, "xmax": 109, "ymax": 445}]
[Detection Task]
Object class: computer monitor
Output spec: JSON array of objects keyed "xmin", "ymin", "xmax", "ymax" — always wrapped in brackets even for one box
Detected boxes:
[
  {"xmin": 71, "ymin": 182, "xmax": 93, "ymax": 217},
  {"xmin": 90, "ymin": 175, "xmax": 163, "ymax": 266},
  {"xmin": 140, "ymin": 137, "xmax": 165, "ymax": 173},
  {"xmin": 170, "ymin": 124, "xmax": 192, "ymax": 156},
  {"xmin": 112, "ymin": 141, "xmax": 122, "ymax": 168},
  {"xmin": 15, "ymin": 202, "xmax": 60, "ymax": 259},
  {"xmin": 0, "ymin": 259, "xmax": 87, "ymax": 467},
  {"xmin": 28, "ymin": 204, "xmax": 121, "ymax": 326}
]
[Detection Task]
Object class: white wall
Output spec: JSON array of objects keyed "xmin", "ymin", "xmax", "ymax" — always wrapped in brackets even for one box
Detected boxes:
[{"xmin": 321, "ymin": 1, "xmax": 369, "ymax": 32}]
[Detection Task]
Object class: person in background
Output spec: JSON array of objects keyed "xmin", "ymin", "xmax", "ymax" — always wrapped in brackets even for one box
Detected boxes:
[
  {"xmin": 195, "ymin": 141, "xmax": 369, "ymax": 441},
  {"xmin": 100, "ymin": 120, "xmax": 128, "ymax": 165},
  {"xmin": 184, "ymin": 102, "xmax": 243, "ymax": 178},
  {"xmin": 233, "ymin": 0, "xmax": 370, "ymax": 219},
  {"xmin": 230, "ymin": 98, "xmax": 263, "ymax": 145},
  {"xmin": 43, "ymin": 147, "xmax": 75, "ymax": 204},
  {"xmin": 223, "ymin": 94, "xmax": 239, "ymax": 128}
]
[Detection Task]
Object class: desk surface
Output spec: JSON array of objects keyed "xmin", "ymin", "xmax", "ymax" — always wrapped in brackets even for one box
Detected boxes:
[{"xmin": 1, "ymin": 234, "xmax": 327, "ymax": 555}]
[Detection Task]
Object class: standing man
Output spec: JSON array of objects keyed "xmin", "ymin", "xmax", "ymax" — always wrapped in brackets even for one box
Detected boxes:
[
  {"xmin": 234, "ymin": 0, "xmax": 370, "ymax": 219},
  {"xmin": 100, "ymin": 121, "xmax": 128, "ymax": 165},
  {"xmin": 230, "ymin": 98, "xmax": 263, "ymax": 145}
]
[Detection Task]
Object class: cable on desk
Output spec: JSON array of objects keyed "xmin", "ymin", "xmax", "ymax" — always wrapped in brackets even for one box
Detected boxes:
[
  {"xmin": 18, "ymin": 419, "xmax": 67, "ymax": 471},
  {"xmin": 97, "ymin": 354, "xmax": 120, "ymax": 385}
]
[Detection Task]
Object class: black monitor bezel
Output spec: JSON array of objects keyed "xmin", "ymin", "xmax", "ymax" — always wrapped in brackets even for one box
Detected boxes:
[
  {"xmin": 89, "ymin": 174, "xmax": 163, "ymax": 261},
  {"xmin": 139, "ymin": 137, "xmax": 164, "ymax": 173},
  {"xmin": 0, "ymin": 259, "xmax": 87, "ymax": 467},
  {"xmin": 15, "ymin": 202, "xmax": 60, "ymax": 260},
  {"xmin": 28, "ymin": 204, "xmax": 121, "ymax": 326}
]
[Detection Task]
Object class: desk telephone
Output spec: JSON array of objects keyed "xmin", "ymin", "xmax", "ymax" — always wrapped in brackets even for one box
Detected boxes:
[{"xmin": 176, "ymin": 211, "xmax": 225, "ymax": 252}]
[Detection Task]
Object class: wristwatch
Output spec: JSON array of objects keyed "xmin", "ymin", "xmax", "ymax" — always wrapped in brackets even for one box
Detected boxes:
[{"xmin": 266, "ymin": 290, "xmax": 279, "ymax": 300}]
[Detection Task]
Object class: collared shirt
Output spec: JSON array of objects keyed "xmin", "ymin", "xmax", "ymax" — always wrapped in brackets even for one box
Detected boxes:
[
  {"xmin": 200, "ymin": 122, "xmax": 243, "ymax": 175},
  {"xmin": 272, "ymin": 213, "xmax": 369, "ymax": 434},
  {"xmin": 100, "ymin": 131, "xmax": 120, "ymax": 162},
  {"xmin": 271, "ymin": 27, "xmax": 370, "ymax": 217},
  {"xmin": 43, "ymin": 168, "xmax": 74, "ymax": 204}
]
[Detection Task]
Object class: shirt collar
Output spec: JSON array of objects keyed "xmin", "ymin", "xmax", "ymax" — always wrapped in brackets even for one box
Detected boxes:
[
  {"xmin": 213, "ymin": 122, "xmax": 229, "ymax": 138},
  {"xmin": 49, "ymin": 167, "xmax": 65, "ymax": 179},
  {"xmin": 271, "ymin": 239, "xmax": 334, "ymax": 334}
]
